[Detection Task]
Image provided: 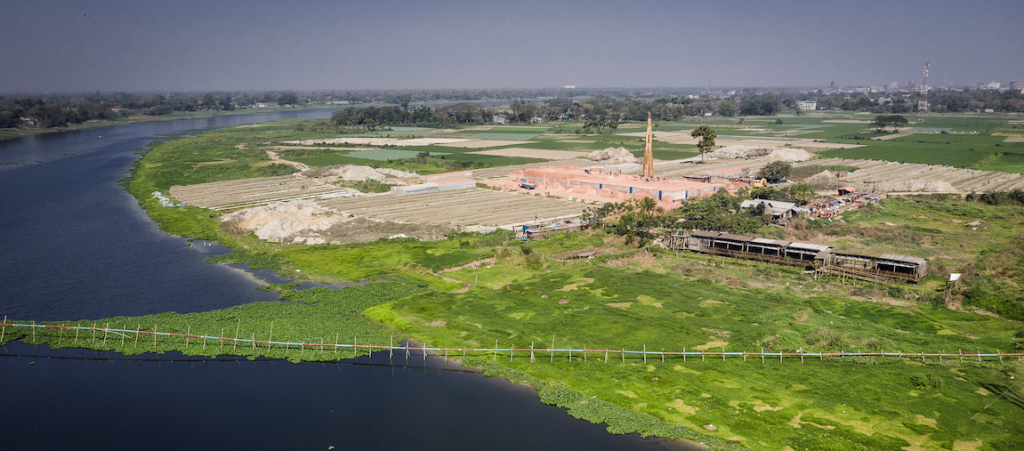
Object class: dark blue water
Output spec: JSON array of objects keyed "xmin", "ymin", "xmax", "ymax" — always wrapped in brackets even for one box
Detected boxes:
[{"xmin": 0, "ymin": 113, "xmax": 690, "ymax": 450}]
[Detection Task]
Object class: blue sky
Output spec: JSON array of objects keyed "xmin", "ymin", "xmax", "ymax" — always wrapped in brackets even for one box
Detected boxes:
[{"xmin": 1, "ymin": 0, "xmax": 1022, "ymax": 92}]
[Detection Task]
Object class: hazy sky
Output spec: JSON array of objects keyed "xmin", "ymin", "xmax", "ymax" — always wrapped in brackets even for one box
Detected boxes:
[{"xmin": 2, "ymin": 0, "xmax": 1022, "ymax": 93}]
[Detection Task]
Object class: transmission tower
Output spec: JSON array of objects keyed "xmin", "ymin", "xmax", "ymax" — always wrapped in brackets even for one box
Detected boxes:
[{"xmin": 919, "ymin": 62, "xmax": 930, "ymax": 111}]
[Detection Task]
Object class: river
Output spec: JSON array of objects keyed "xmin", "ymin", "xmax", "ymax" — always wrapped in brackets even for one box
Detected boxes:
[{"xmin": 0, "ymin": 112, "xmax": 690, "ymax": 450}]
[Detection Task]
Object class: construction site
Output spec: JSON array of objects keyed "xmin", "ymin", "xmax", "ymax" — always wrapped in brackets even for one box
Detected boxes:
[{"xmin": 167, "ymin": 110, "xmax": 1024, "ymax": 251}]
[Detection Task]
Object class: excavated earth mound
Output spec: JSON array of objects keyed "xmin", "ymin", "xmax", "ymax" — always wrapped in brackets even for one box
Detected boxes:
[
  {"xmin": 875, "ymin": 180, "xmax": 958, "ymax": 193},
  {"xmin": 763, "ymin": 147, "xmax": 812, "ymax": 162},
  {"xmin": 708, "ymin": 145, "xmax": 770, "ymax": 159},
  {"xmin": 587, "ymin": 147, "xmax": 638, "ymax": 164},
  {"xmin": 301, "ymin": 164, "xmax": 413, "ymax": 181},
  {"xmin": 220, "ymin": 200, "xmax": 455, "ymax": 244}
]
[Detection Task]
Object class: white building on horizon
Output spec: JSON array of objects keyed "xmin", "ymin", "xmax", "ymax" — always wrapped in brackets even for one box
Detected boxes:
[{"xmin": 797, "ymin": 100, "xmax": 817, "ymax": 111}]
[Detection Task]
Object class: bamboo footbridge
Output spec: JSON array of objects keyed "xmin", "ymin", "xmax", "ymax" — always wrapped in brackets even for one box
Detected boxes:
[{"xmin": 4, "ymin": 321, "xmax": 1022, "ymax": 364}]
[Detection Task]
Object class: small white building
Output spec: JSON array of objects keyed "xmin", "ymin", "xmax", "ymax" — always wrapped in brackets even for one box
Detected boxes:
[
  {"xmin": 530, "ymin": 116, "xmax": 544, "ymax": 123},
  {"xmin": 740, "ymin": 199, "xmax": 798, "ymax": 219},
  {"xmin": 493, "ymin": 114, "xmax": 508, "ymax": 124},
  {"xmin": 796, "ymin": 100, "xmax": 817, "ymax": 111}
]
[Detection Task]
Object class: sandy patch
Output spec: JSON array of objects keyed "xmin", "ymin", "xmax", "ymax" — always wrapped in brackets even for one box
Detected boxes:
[
  {"xmin": 558, "ymin": 283, "xmax": 579, "ymax": 291},
  {"xmin": 617, "ymin": 390, "xmax": 639, "ymax": 398},
  {"xmin": 468, "ymin": 148, "xmax": 589, "ymax": 160},
  {"xmin": 953, "ymin": 441, "xmax": 983, "ymax": 451},
  {"xmin": 976, "ymin": 387, "xmax": 992, "ymax": 396},
  {"xmin": 636, "ymin": 295, "xmax": 662, "ymax": 307},
  {"xmin": 694, "ymin": 341, "xmax": 729, "ymax": 351},
  {"xmin": 914, "ymin": 414, "xmax": 938, "ymax": 428},
  {"xmin": 872, "ymin": 133, "xmax": 914, "ymax": 141},
  {"xmin": 1003, "ymin": 136, "xmax": 1024, "ymax": 143},
  {"xmin": 195, "ymin": 158, "xmax": 236, "ymax": 167},
  {"xmin": 606, "ymin": 302, "xmax": 633, "ymax": 308},
  {"xmin": 425, "ymin": 320, "xmax": 447, "ymax": 327},
  {"xmin": 787, "ymin": 411, "xmax": 836, "ymax": 430},
  {"xmin": 753, "ymin": 403, "xmax": 784, "ymax": 412},
  {"xmin": 436, "ymin": 140, "xmax": 525, "ymax": 149},
  {"xmin": 700, "ymin": 299, "xmax": 729, "ymax": 307},
  {"xmin": 667, "ymin": 399, "xmax": 699, "ymax": 414},
  {"xmin": 701, "ymin": 328, "xmax": 731, "ymax": 338}
]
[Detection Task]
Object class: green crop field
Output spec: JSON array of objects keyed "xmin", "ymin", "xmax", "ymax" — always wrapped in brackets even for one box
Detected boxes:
[{"xmin": 465, "ymin": 132, "xmax": 544, "ymax": 141}]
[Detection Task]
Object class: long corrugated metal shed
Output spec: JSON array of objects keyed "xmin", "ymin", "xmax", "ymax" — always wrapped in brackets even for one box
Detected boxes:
[
  {"xmin": 751, "ymin": 238, "xmax": 791, "ymax": 246},
  {"xmin": 879, "ymin": 254, "xmax": 927, "ymax": 265},
  {"xmin": 717, "ymin": 234, "xmax": 755, "ymax": 242},
  {"xmin": 787, "ymin": 242, "xmax": 831, "ymax": 252},
  {"xmin": 691, "ymin": 231, "xmax": 722, "ymax": 238}
]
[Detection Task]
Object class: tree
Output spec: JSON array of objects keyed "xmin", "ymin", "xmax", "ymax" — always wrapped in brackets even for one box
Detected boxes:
[
  {"xmin": 400, "ymin": 95, "xmax": 410, "ymax": 111},
  {"xmin": 872, "ymin": 115, "xmax": 891, "ymax": 132},
  {"xmin": 278, "ymin": 91, "xmax": 298, "ymax": 106},
  {"xmin": 757, "ymin": 161, "xmax": 792, "ymax": 183},
  {"xmin": 690, "ymin": 125, "xmax": 716, "ymax": 163},
  {"xmin": 889, "ymin": 115, "xmax": 908, "ymax": 132},
  {"xmin": 788, "ymin": 183, "xmax": 816, "ymax": 206}
]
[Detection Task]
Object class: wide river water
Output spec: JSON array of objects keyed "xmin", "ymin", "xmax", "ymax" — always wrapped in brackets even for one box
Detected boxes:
[{"xmin": 0, "ymin": 112, "xmax": 691, "ymax": 450}]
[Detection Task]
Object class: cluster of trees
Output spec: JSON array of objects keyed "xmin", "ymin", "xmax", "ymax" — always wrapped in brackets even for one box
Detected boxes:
[
  {"xmin": 780, "ymin": 89, "xmax": 1024, "ymax": 114},
  {"xmin": 329, "ymin": 103, "xmax": 489, "ymax": 127},
  {"xmin": 871, "ymin": 115, "xmax": 909, "ymax": 132},
  {"xmin": 757, "ymin": 161, "xmax": 792, "ymax": 183}
]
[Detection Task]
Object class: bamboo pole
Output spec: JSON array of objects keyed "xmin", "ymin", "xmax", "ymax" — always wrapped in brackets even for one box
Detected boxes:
[
  {"xmin": 219, "ymin": 328, "xmax": 223, "ymax": 350},
  {"xmin": 621, "ymin": 349, "xmax": 624, "ymax": 364},
  {"xmin": 335, "ymin": 333, "xmax": 339, "ymax": 355},
  {"xmin": 121, "ymin": 324, "xmax": 125, "ymax": 347},
  {"xmin": 584, "ymin": 345, "xmax": 587, "ymax": 363},
  {"xmin": 998, "ymin": 350, "xmax": 1003, "ymax": 363},
  {"xmin": 683, "ymin": 347, "xmax": 686, "ymax": 363},
  {"xmin": 494, "ymin": 340, "xmax": 498, "ymax": 362},
  {"xmin": 153, "ymin": 325, "xmax": 158, "ymax": 347},
  {"xmin": 251, "ymin": 333, "xmax": 256, "ymax": 351},
  {"xmin": 390, "ymin": 336, "xmax": 393, "ymax": 359},
  {"xmin": 530, "ymin": 342, "xmax": 534, "ymax": 363},
  {"xmin": 605, "ymin": 350, "xmax": 608, "ymax": 363},
  {"xmin": 550, "ymin": 336, "xmax": 555, "ymax": 363},
  {"xmin": 722, "ymin": 346, "xmax": 725, "ymax": 362},
  {"xmin": 643, "ymin": 345, "xmax": 647, "ymax": 363},
  {"xmin": 0, "ymin": 315, "xmax": 5, "ymax": 343},
  {"xmin": 59, "ymin": 323, "xmax": 65, "ymax": 347},
  {"xmin": 103, "ymin": 323, "xmax": 108, "ymax": 345},
  {"xmin": 266, "ymin": 321, "xmax": 273, "ymax": 351},
  {"xmin": 185, "ymin": 325, "xmax": 190, "ymax": 348},
  {"xmin": 136, "ymin": 325, "xmax": 140, "ymax": 348},
  {"xmin": 90, "ymin": 322, "xmax": 95, "ymax": 344},
  {"xmin": 75, "ymin": 327, "xmax": 80, "ymax": 345},
  {"xmin": 352, "ymin": 337, "xmax": 355, "ymax": 359},
  {"xmin": 661, "ymin": 348, "xmax": 664, "ymax": 364},
  {"xmin": 233, "ymin": 319, "xmax": 240, "ymax": 352}
]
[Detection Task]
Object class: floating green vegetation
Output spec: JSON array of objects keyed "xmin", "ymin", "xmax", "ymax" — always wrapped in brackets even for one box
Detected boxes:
[{"xmin": 2, "ymin": 275, "xmax": 432, "ymax": 363}]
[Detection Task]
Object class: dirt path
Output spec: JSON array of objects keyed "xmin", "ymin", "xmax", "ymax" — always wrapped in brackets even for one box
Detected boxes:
[{"xmin": 265, "ymin": 150, "xmax": 311, "ymax": 172}]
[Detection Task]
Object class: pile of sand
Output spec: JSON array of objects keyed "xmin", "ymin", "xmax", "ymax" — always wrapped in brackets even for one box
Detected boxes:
[
  {"xmin": 875, "ymin": 180, "xmax": 958, "ymax": 193},
  {"xmin": 805, "ymin": 170, "xmax": 843, "ymax": 189},
  {"xmin": 221, "ymin": 200, "xmax": 345, "ymax": 245},
  {"xmin": 301, "ymin": 165, "xmax": 412, "ymax": 181},
  {"xmin": 221, "ymin": 200, "xmax": 456, "ymax": 244},
  {"xmin": 587, "ymin": 147, "xmax": 638, "ymax": 164},
  {"xmin": 763, "ymin": 147, "xmax": 812, "ymax": 162},
  {"xmin": 708, "ymin": 145, "xmax": 771, "ymax": 159},
  {"xmin": 706, "ymin": 145, "xmax": 811, "ymax": 162}
]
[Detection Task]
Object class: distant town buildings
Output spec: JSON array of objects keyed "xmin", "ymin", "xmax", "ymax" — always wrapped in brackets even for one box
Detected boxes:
[
  {"xmin": 796, "ymin": 100, "xmax": 817, "ymax": 111},
  {"xmin": 564, "ymin": 85, "xmax": 576, "ymax": 89}
]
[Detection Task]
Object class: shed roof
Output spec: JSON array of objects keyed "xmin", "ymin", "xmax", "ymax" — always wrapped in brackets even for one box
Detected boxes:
[
  {"xmin": 750, "ymin": 238, "xmax": 791, "ymax": 246},
  {"xmin": 787, "ymin": 242, "xmax": 831, "ymax": 252},
  {"xmin": 691, "ymin": 231, "xmax": 722, "ymax": 238},
  {"xmin": 879, "ymin": 253, "xmax": 927, "ymax": 265},
  {"xmin": 717, "ymin": 234, "xmax": 755, "ymax": 242}
]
